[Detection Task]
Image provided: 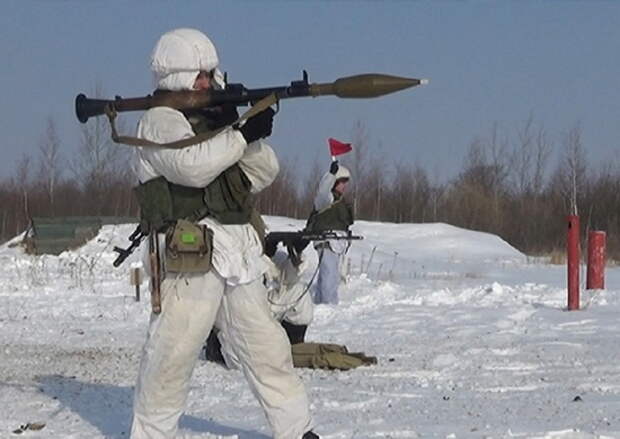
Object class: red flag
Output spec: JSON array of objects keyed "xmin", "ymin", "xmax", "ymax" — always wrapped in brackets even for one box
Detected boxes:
[{"xmin": 328, "ymin": 138, "xmax": 353, "ymax": 156}]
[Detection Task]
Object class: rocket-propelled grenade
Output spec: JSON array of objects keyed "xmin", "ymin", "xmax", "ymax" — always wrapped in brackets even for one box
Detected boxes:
[
  {"xmin": 310, "ymin": 74, "xmax": 427, "ymax": 98},
  {"xmin": 75, "ymin": 71, "xmax": 428, "ymax": 123}
]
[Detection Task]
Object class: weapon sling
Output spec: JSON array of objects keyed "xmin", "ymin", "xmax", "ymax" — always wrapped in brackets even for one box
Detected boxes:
[{"xmin": 104, "ymin": 93, "xmax": 278, "ymax": 149}]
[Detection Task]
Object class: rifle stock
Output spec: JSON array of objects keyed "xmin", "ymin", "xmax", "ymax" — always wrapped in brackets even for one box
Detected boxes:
[{"xmin": 148, "ymin": 231, "xmax": 162, "ymax": 314}]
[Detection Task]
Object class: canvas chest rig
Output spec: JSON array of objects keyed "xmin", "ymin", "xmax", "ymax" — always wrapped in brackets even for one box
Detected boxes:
[
  {"xmin": 133, "ymin": 111, "xmax": 265, "ymax": 273},
  {"xmin": 306, "ymin": 192, "xmax": 354, "ymax": 233},
  {"xmin": 135, "ymin": 111, "xmax": 257, "ymax": 229}
]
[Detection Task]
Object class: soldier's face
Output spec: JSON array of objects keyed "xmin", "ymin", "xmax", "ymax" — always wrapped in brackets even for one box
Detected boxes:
[
  {"xmin": 193, "ymin": 70, "xmax": 213, "ymax": 90},
  {"xmin": 334, "ymin": 180, "xmax": 348, "ymax": 195}
]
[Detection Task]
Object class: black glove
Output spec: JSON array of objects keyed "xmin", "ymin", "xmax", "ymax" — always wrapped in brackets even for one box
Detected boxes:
[
  {"xmin": 185, "ymin": 105, "xmax": 239, "ymax": 131},
  {"xmin": 285, "ymin": 237, "xmax": 309, "ymax": 267},
  {"xmin": 209, "ymin": 104, "xmax": 239, "ymax": 129},
  {"xmin": 264, "ymin": 234, "xmax": 280, "ymax": 258},
  {"xmin": 329, "ymin": 160, "xmax": 339, "ymax": 175},
  {"xmin": 237, "ymin": 107, "xmax": 275, "ymax": 143},
  {"xmin": 292, "ymin": 237, "xmax": 310, "ymax": 254}
]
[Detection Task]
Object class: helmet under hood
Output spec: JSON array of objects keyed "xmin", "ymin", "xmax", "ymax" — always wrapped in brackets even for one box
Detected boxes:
[
  {"xmin": 334, "ymin": 165, "xmax": 351, "ymax": 182},
  {"xmin": 150, "ymin": 28, "xmax": 224, "ymax": 91}
]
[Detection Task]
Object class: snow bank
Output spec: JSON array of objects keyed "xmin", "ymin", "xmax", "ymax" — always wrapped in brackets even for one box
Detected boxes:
[{"xmin": 2, "ymin": 217, "xmax": 619, "ymax": 438}]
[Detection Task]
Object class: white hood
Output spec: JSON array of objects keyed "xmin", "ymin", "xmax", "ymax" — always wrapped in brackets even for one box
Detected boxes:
[
  {"xmin": 150, "ymin": 28, "xmax": 224, "ymax": 91},
  {"xmin": 333, "ymin": 165, "xmax": 351, "ymax": 182}
]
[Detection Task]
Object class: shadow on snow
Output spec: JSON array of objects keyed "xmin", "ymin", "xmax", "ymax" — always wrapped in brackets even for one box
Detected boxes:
[{"xmin": 36, "ymin": 374, "xmax": 269, "ymax": 439}]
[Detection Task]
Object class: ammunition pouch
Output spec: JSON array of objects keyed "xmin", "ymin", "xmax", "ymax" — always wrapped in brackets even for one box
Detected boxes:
[
  {"xmin": 165, "ymin": 219, "xmax": 213, "ymax": 273},
  {"xmin": 202, "ymin": 164, "xmax": 253, "ymax": 224},
  {"xmin": 134, "ymin": 176, "xmax": 213, "ymax": 235}
]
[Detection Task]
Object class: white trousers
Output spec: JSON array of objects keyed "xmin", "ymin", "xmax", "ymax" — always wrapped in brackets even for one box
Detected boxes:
[
  {"xmin": 130, "ymin": 270, "xmax": 312, "ymax": 439},
  {"xmin": 313, "ymin": 248, "xmax": 340, "ymax": 305}
]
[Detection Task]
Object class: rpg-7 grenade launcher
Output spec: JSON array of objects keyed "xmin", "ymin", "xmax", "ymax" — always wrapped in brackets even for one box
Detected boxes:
[{"xmin": 75, "ymin": 71, "xmax": 428, "ymax": 123}]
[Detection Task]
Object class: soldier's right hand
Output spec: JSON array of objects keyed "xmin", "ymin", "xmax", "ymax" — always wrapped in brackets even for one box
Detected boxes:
[
  {"xmin": 264, "ymin": 234, "xmax": 279, "ymax": 258},
  {"xmin": 329, "ymin": 160, "xmax": 339, "ymax": 175},
  {"xmin": 237, "ymin": 107, "xmax": 275, "ymax": 144}
]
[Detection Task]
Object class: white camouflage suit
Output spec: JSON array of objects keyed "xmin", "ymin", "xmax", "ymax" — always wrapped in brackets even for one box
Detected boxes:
[
  {"xmin": 130, "ymin": 28, "xmax": 312, "ymax": 439},
  {"xmin": 217, "ymin": 250, "xmax": 314, "ymax": 370},
  {"xmin": 312, "ymin": 169, "xmax": 351, "ymax": 305}
]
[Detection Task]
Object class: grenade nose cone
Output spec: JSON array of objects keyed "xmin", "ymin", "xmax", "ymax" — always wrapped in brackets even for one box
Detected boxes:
[
  {"xmin": 332, "ymin": 74, "xmax": 427, "ymax": 98},
  {"xmin": 374, "ymin": 75, "xmax": 423, "ymax": 94}
]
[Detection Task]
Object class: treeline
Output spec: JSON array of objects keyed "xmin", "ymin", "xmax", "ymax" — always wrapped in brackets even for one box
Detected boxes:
[
  {"xmin": 0, "ymin": 115, "xmax": 136, "ymax": 240},
  {"xmin": 1, "ymin": 116, "xmax": 619, "ymax": 259},
  {"xmin": 257, "ymin": 119, "xmax": 620, "ymax": 260}
]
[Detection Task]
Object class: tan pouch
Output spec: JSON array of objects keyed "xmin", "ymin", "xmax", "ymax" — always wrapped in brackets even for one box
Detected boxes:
[{"xmin": 165, "ymin": 219, "xmax": 213, "ymax": 273}]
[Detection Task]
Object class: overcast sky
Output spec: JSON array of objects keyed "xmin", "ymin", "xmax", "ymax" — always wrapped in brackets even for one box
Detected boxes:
[{"xmin": 1, "ymin": 0, "xmax": 619, "ymax": 182}]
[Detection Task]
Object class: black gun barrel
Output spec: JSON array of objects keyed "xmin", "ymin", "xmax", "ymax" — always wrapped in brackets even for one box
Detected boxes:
[{"xmin": 266, "ymin": 231, "xmax": 363, "ymax": 242}]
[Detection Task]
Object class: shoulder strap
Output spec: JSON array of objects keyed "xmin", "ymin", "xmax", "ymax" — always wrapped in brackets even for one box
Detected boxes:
[{"xmin": 104, "ymin": 93, "xmax": 278, "ymax": 149}]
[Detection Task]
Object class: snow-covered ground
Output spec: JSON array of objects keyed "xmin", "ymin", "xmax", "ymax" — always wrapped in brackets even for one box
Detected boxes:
[{"xmin": 1, "ymin": 217, "xmax": 619, "ymax": 439}]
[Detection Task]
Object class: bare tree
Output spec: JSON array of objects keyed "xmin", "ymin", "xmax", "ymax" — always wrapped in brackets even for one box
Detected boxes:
[
  {"xmin": 511, "ymin": 115, "xmax": 535, "ymax": 195},
  {"xmin": 71, "ymin": 83, "xmax": 131, "ymax": 214},
  {"xmin": 298, "ymin": 155, "xmax": 322, "ymax": 218},
  {"xmin": 560, "ymin": 124, "xmax": 587, "ymax": 215},
  {"xmin": 366, "ymin": 151, "xmax": 386, "ymax": 221},
  {"xmin": 391, "ymin": 161, "xmax": 431, "ymax": 223},
  {"xmin": 14, "ymin": 154, "xmax": 32, "ymax": 235},
  {"xmin": 392, "ymin": 161, "xmax": 413, "ymax": 222},
  {"xmin": 532, "ymin": 124, "xmax": 552, "ymax": 196},
  {"xmin": 510, "ymin": 115, "xmax": 552, "ymax": 196},
  {"xmin": 255, "ymin": 156, "xmax": 300, "ymax": 217},
  {"xmin": 486, "ymin": 123, "xmax": 510, "ymax": 218},
  {"xmin": 344, "ymin": 120, "xmax": 370, "ymax": 218},
  {"xmin": 37, "ymin": 116, "xmax": 63, "ymax": 214}
]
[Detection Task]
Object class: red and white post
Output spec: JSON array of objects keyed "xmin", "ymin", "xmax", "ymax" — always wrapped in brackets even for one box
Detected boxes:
[
  {"xmin": 566, "ymin": 215, "xmax": 580, "ymax": 311},
  {"xmin": 586, "ymin": 231, "xmax": 606, "ymax": 290}
]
